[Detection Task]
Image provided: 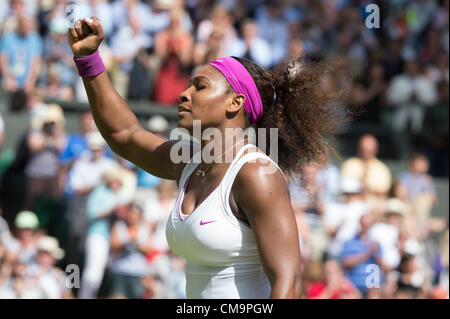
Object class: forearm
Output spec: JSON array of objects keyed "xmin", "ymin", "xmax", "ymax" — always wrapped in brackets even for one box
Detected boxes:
[
  {"xmin": 342, "ymin": 251, "xmax": 371, "ymax": 268},
  {"xmin": 136, "ymin": 243, "xmax": 152, "ymax": 255},
  {"xmin": 0, "ymin": 55, "xmax": 13, "ymax": 78},
  {"xmin": 82, "ymin": 72, "xmax": 142, "ymax": 151},
  {"xmin": 26, "ymin": 57, "xmax": 41, "ymax": 85}
]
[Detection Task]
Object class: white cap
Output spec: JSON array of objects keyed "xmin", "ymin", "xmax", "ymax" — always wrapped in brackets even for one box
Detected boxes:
[
  {"xmin": 14, "ymin": 211, "xmax": 39, "ymax": 229},
  {"xmin": 340, "ymin": 177, "xmax": 362, "ymax": 194},
  {"xmin": 147, "ymin": 115, "xmax": 169, "ymax": 133},
  {"xmin": 404, "ymin": 239, "xmax": 421, "ymax": 256}
]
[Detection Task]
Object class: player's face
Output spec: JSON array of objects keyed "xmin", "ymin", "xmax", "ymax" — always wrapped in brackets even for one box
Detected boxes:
[{"xmin": 177, "ymin": 65, "xmax": 233, "ymax": 135}]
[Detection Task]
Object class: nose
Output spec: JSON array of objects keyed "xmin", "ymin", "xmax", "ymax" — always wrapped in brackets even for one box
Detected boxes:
[{"xmin": 179, "ymin": 87, "xmax": 191, "ymax": 104}]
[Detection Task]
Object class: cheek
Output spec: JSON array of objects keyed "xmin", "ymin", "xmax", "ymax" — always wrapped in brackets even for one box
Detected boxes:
[{"xmin": 192, "ymin": 94, "xmax": 226, "ymax": 122}]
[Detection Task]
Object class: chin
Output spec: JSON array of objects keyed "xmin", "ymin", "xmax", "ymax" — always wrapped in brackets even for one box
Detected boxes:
[{"xmin": 177, "ymin": 120, "xmax": 194, "ymax": 136}]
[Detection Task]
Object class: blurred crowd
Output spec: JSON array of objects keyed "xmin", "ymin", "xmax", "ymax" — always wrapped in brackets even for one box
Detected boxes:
[
  {"xmin": 291, "ymin": 134, "xmax": 448, "ymax": 299},
  {"xmin": 0, "ymin": 0, "xmax": 448, "ymax": 299}
]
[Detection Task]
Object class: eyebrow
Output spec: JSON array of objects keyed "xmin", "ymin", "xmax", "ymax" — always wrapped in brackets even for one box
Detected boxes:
[{"xmin": 188, "ymin": 75, "xmax": 211, "ymax": 87}]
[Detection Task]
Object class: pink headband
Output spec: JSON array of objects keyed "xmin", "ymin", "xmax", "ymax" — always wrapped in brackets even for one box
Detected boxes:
[{"xmin": 209, "ymin": 57, "xmax": 263, "ymax": 125}]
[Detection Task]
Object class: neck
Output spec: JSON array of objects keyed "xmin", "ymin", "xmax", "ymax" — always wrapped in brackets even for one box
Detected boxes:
[{"xmin": 199, "ymin": 128, "xmax": 249, "ymax": 165}]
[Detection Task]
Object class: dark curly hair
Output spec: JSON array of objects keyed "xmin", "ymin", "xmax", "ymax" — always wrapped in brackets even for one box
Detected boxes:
[{"xmin": 232, "ymin": 56, "xmax": 357, "ymax": 178}]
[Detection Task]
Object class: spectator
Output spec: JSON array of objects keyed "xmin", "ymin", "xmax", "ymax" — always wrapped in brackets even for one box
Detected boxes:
[
  {"xmin": 419, "ymin": 80, "xmax": 449, "ymax": 177},
  {"xmin": 425, "ymin": 50, "xmax": 449, "ymax": 85},
  {"xmin": 433, "ymin": 229, "xmax": 449, "ymax": 294},
  {"xmin": 134, "ymin": 115, "xmax": 169, "ymax": 203},
  {"xmin": 396, "ymin": 241, "xmax": 429, "ymax": 299},
  {"xmin": 59, "ymin": 111, "xmax": 96, "ymax": 167},
  {"xmin": 141, "ymin": 272, "xmax": 165, "ymax": 299},
  {"xmin": 0, "ymin": 0, "xmax": 31, "ymax": 34},
  {"xmin": 69, "ymin": 131, "xmax": 118, "ymax": 198},
  {"xmin": 386, "ymin": 59, "xmax": 438, "ymax": 156},
  {"xmin": 142, "ymin": 179, "xmax": 177, "ymax": 261},
  {"xmin": 26, "ymin": 88, "xmax": 48, "ymax": 128},
  {"xmin": 288, "ymin": 163, "xmax": 330, "ymax": 261},
  {"xmin": 254, "ymin": 0, "xmax": 298, "ymax": 66},
  {"xmin": 368, "ymin": 198, "xmax": 406, "ymax": 270},
  {"xmin": 78, "ymin": 0, "xmax": 114, "ymax": 38},
  {"xmin": 397, "ymin": 153, "xmax": 437, "ymax": 228},
  {"xmin": 351, "ymin": 62, "xmax": 388, "ymax": 125},
  {"xmin": 109, "ymin": 203, "xmax": 152, "ymax": 299},
  {"xmin": 340, "ymin": 213, "xmax": 386, "ymax": 297},
  {"xmin": 341, "ymin": 134, "xmax": 392, "ymax": 196},
  {"xmin": 0, "ymin": 260, "xmax": 43, "ymax": 298},
  {"xmin": 110, "ymin": 4, "xmax": 152, "ymax": 98},
  {"xmin": 5, "ymin": 210, "xmax": 41, "ymax": 265},
  {"xmin": 0, "ymin": 15, "xmax": 42, "ymax": 95},
  {"xmin": 27, "ymin": 235, "xmax": 73, "ymax": 298},
  {"xmin": 41, "ymin": 16, "xmax": 75, "ymax": 100},
  {"xmin": 324, "ymin": 178, "xmax": 371, "ymax": 258},
  {"xmin": 78, "ymin": 169, "xmax": 126, "ymax": 299},
  {"xmin": 152, "ymin": 8, "xmax": 194, "ymax": 105},
  {"xmin": 306, "ymin": 258, "xmax": 361, "ymax": 299},
  {"xmin": 340, "ymin": 134, "xmax": 392, "ymax": 219},
  {"xmin": 23, "ymin": 103, "xmax": 65, "ymax": 211},
  {"xmin": 226, "ymin": 19, "xmax": 272, "ymax": 69},
  {"xmin": 65, "ymin": 131, "xmax": 118, "ymax": 268},
  {"xmin": 315, "ymin": 153, "xmax": 340, "ymax": 203},
  {"xmin": 195, "ymin": 3, "xmax": 236, "ymax": 51}
]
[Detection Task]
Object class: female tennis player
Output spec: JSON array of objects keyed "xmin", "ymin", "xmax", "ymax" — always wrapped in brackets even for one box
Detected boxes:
[{"xmin": 68, "ymin": 17, "xmax": 348, "ymax": 299}]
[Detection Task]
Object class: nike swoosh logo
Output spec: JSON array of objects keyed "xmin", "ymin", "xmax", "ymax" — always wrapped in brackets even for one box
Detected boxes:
[{"xmin": 200, "ymin": 220, "xmax": 216, "ymax": 226}]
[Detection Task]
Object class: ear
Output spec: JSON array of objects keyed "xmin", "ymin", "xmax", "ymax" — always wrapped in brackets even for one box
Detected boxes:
[{"xmin": 226, "ymin": 94, "xmax": 246, "ymax": 113}]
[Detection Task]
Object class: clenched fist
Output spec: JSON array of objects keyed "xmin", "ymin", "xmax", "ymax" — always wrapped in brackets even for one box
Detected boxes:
[{"xmin": 68, "ymin": 17, "xmax": 104, "ymax": 57}]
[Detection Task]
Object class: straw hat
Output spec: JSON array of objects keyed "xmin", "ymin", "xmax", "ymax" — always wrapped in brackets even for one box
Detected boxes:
[
  {"xmin": 37, "ymin": 236, "xmax": 65, "ymax": 260},
  {"xmin": 44, "ymin": 103, "xmax": 65, "ymax": 125},
  {"xmin": 30, "ymin": 103, "xmax": 66, "ymax": 129},
  {"xmin": 153, "ymin": 0, "xmax": 174, "ymax": 10},
  {"xmin": 87, "ymin": 131, "xmax": 106, "ymax": 150},
  {"xmin": 384, "ymin": 198, "xmax": 406, "ymax": 216},
  {"xmin": 103, "ymin": 169, "xmax": 125, "ymax": 185}
]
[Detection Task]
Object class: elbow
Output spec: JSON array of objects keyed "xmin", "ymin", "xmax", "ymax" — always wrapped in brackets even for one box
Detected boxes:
[
  {"xmin": 270, "ymin": 273, "xmax": 302, "ymax": 299},
  {"xmin": 104, "ymin": 124, "xmax": 143, "ymax": 158},
  {"xmin": 102, "ymin": 128, "xmax": 135, "ymax": 157}
]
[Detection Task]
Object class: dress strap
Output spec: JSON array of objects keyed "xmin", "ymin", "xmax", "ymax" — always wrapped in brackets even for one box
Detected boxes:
[{"xmin": 219, "ymin": 150, "xmax": 287, "ymax": 228}]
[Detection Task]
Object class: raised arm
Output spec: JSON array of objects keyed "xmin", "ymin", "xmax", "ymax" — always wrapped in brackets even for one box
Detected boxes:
[{"xmin": 68, "ymin": 17, "xmax": 183, "ymax": 180}]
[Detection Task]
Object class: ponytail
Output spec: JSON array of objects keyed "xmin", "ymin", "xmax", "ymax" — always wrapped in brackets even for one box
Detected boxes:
[{"xmin": 233, "ymin": 57, "xmax": 357, "ymax": 178}]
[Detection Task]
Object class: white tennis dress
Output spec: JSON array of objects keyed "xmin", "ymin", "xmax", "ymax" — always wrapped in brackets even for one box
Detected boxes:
[{"xmin": 165, "ymin": 143, "xmax": 285, "ymax": 299}]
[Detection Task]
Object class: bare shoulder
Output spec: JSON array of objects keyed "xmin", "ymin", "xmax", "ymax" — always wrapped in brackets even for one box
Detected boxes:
[{"xmin": 233, "ymin": 147, "xmax": 289, "ymax": 205}]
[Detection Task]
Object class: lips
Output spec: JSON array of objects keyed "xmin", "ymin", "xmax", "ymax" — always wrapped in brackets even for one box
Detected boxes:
[{"xmin": 177, "ymin": 105, "xmax": 191, "ymax": 113}]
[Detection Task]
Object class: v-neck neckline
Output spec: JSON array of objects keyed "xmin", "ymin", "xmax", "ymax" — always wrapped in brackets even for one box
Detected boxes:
[{"xmin": 177, "ymin": 143, "xmax": 255, "ymax": 222}]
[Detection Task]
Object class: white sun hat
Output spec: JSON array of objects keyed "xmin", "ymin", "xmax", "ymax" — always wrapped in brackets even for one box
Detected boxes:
[{"xmin": 37, "ymin": 236, "xmax": 65, "ymax": 260}]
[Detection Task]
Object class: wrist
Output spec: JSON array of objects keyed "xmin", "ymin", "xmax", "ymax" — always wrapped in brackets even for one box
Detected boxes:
[{"xmin": 73, "ymin": 50, "xmax": 105, "ymax": 77}]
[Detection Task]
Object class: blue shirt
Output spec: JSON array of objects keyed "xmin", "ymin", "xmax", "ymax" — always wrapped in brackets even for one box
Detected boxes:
[
  {"xmin": 59, "ymin": 134, "xmax": 89, "ymax": 165},
  {"xmin": 398, "ymin": 171, "xmax": 436, "ymax": 200},
  {"xmin": 0, "ymin": 32, "xmax": 42, "ymax": 87},
  {"xmin": 86, "ymin": 185, "xmax": 118, "ymax": 238},
  {"xmin": 137, "ymin": 168, "xmax": 161, "ymax": 188},
  {"xmin": 340, "ymin": 235, "xmax": 383, "ymax": 293}
]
